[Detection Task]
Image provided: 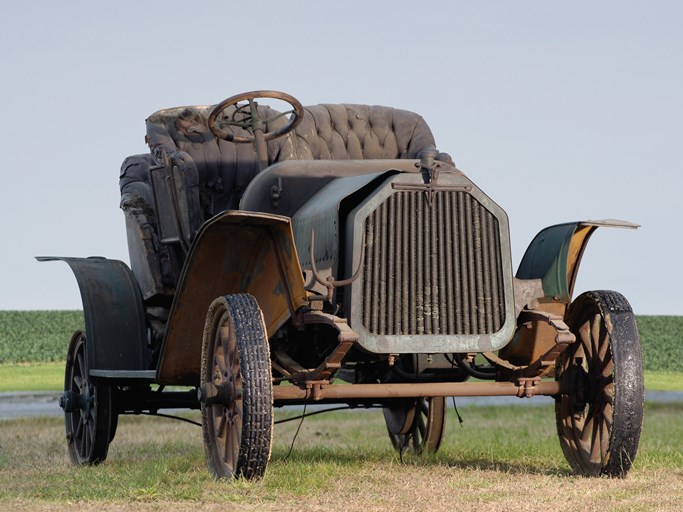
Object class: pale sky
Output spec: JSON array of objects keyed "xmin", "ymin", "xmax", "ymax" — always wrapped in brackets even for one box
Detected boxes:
[{"xmin": 2, "ymin": 1, "xmax": 681, "ymax": 314}]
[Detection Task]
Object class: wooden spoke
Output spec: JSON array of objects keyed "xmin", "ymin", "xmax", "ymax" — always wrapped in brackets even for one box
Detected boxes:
[
  {"xmin": 201, "ymin": 295, "xmax": 273, "ymax": 480},
  {"xmin": 555, "ymin": 291, "xmax": 643, "ymax": 477}
]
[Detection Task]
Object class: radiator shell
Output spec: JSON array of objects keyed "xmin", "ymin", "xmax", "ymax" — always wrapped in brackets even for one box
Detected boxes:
[{"xmin": 345, "ymin": 171, "xmax": 516, "ymax": 354}]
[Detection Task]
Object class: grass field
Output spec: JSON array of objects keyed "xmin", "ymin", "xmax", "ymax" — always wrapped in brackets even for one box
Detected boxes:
[
  {"xmin": 1, "ymin": 403, "xmax": 682, "ymax": 511},
  {"xmin": 1, "ymin": 364, "xmax": 682, "ymax": 393},
  {"xmin": 1, "ymin": 312, "xmax": 682, "ymax": 510}
]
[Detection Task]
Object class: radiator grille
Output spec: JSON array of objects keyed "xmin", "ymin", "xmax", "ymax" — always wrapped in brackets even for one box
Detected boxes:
[{"xmin": 361, "ymin": 190, "xmax": 506, "ymax": 336}]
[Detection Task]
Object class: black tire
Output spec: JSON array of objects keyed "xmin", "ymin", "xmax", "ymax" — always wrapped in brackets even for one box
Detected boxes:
[
  {"xmin": 555, "ymin": 290, "xmax": 644, "ymax": 477},
  {"xmin": 384, "ymin": 397, "xmax": 446, "ymax": 455},
  {"xmin": 200, "ymin": 294, "xmax": 273, "ymax": 479},
  {"xmin": 63, "ymin": 330, "xmax": 113, "ymax": 465}
]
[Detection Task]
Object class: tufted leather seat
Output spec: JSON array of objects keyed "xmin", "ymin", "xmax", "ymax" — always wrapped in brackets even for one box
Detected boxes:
[
  {"xmin": 278, "ymin": 104, "xmax": 436, "ymax": 161},
  {"xmin": 120, "ymin": 101, "xmax": 438, "ymax": 301},
  {"xmin": 140, "ymin": 103, "xmax": 436, "ymax": 214},
  {"xmin": 144, "ymin": 104, "xmax": 291, "ymax": 218}
]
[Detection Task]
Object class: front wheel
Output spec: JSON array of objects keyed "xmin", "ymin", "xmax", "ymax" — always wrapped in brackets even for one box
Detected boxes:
[
  {"xmin": 200, "ymin": 294, "xmax": 273, "ymax": 479},
  {"xmin": 555, "ymin": 290, "xmax": 644, "ymax": 477}
]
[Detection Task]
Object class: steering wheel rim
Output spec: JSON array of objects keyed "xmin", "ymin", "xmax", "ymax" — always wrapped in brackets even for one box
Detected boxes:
[{"xmin": 208, "ymin": 90, "xmax": 304, "ymax": 143}]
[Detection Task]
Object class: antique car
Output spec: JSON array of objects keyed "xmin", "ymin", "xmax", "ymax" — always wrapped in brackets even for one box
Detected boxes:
[{"xmin": 40, "ymin": 90, "xmax": 644, "ymax": 479}]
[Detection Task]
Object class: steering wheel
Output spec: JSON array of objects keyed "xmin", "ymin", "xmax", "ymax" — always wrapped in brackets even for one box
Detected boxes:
[{"xmin": 208, "ymin": 90, "xmax": 304, "ymax": 143}]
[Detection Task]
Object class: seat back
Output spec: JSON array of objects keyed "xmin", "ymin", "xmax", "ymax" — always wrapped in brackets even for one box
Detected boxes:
[
  {"xmin": 278, "ymin": 103, "xmax": 436, "ymax": 161},
  {"xmin": 145, "ymin": 104, "xmax": 289, "ymax": 217}
]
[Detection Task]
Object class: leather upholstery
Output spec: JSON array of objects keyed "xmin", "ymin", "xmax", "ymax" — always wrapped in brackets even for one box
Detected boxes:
[
  {"xmin": 121, "ymin": 101, "xmax": 437, "ymax": 300},
  {"xmin": 278, "ymin": 104, "xmax": 436, "ymax": 161},
  {"xmin": 145, "ymin": 104, "xmax": 289, "ymax": 216},
  {"xmin": 143, "ymin": 103, "xmax": 436, "ymax": 215}
]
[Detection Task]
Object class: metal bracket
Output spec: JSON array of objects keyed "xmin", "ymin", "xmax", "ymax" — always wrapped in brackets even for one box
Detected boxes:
[
  {"xmin": 519, "ymin": 309, "xmax": 576, "ymax": 345},
  {"xmin": 304, "ymin": 380, "xmax": 331, "ymax": 401},
  {"xmin": 484, "ymin": 309, "xmax": 576, "ymax": 380},
  {"xmin": 273, "ymin": 311, "xmax": 359, "ymax": 385},
  {"xmin": 270, "ymin": 177, "xmax": 283, "ymax": 208},
  {"xmin": 392, "ymin": 161, "xmax": 471, "ymax": 207},
  {"xmin": 516, "ymin": 377, "xmax": 541, "ymax": 398}
]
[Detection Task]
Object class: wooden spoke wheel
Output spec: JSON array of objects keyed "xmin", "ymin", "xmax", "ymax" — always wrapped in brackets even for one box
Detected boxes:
[
  {"xmin": 555, "ymin": 290, "xmax": 644, "ymax": 477},
  {"xmin": 200, "ymin": 294, "xmax": 273, "ymax": 479},
  {"xmin": 62, "ymin": 330, "xmax": 113, "ymax": 465},
  {"xmin": 384, "ymin": 396, "xmax": 446, "ymax": 455}
]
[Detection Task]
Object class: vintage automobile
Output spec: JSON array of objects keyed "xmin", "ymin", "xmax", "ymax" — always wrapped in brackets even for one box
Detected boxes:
[{"xmin": 40, "ymin": 90, "xmax": 644, "ymax": 479}]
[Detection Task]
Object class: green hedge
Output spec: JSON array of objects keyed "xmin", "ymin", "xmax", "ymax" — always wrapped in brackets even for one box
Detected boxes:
[
  {"xmin": 637, "ymin": 316, "xmax": 683, "ymax": 373},
  {"xmin": 0, "ymin": 311, "xmax": 681, "ymax": 371},
  {"xmin": 0, "ymin": 311, "xmax": 83, "ymax": 363}
]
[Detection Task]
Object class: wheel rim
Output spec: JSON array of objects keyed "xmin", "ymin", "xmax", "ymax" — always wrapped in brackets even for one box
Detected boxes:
[
  {"xmin": 384, "ymin": 400, "xmax": 417, "ymax": 436},
  {"xmin": 556, "ymin": 291, "xmax": 643, "ymax": 477},
  {"xmin": 207, "ymin": 310, "xmax": 243, "ymax": 475},
  {"xmin": 64, "ymin": 331, "xmax": 111, "ymax": 465},
  {"xmin": 560, "ymin": 311, "xmax": 614, "ymax": 471},
  {"xmin": 67, "ymin": 335, "xmax": 92, "ymax": 459},
  {"xmin": 386, "ymin": 397, "xmax": 446, "ymax": 455},
  {"xmin": 201, "ymin": 294, "xmax": 273, "ymax": 480}
]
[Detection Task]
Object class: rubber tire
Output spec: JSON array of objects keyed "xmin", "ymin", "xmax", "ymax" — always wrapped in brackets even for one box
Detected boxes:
[
  {"xmin": 201, "ymin": 294, "xmax": 273, "ymax": 479},
  {"xmin": 555, "ymin": 290, "xmax": 644, "ymax": 477},
  {"xmin": 64, "ymin": 330, "xmax": 113, "ymax": 465}
]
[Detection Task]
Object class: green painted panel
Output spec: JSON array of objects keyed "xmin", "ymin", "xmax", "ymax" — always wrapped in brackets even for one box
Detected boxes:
[{"xmin": 516, "ymin": 223, "xmax": 578, "ymax": 302}]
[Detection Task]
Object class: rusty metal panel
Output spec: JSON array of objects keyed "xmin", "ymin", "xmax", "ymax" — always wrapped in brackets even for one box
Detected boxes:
[
  {"xmin": 499, "ymin": 301, "xmax": 568, "ymax": 366},
  {"xmin": 156, "ymin": 211, "xmax": 307, "ymax": 385},
  {"xmin": 35, "ymin": 256, "xmax": 149, "ymax": 373}
]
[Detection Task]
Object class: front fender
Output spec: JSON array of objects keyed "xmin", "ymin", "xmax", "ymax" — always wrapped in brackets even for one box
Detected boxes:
[
  {"xmin": 156, "ymin": 210, "xmax": 307, "ymax": 385},
  {"xmin": 516, "ymin": 219, "xmax": 639, "ymax": 304}
]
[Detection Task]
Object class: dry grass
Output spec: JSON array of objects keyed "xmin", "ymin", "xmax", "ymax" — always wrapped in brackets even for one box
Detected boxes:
[{"xmin": 1, "ymin": 403, "xmax": 681, "ymax": 511}]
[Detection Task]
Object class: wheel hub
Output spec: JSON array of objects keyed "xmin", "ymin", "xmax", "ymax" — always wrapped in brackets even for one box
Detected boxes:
[
  {"xmin": 60, "ymin": 390, "xmax": 77, "ymax": 412},
  {"xmin": 565, "ymin": 358, "xmax": 590, "ymax": 413},
  {"xmin": 199, "ymin": 381, "xmax": 235, "ymax": 406}
]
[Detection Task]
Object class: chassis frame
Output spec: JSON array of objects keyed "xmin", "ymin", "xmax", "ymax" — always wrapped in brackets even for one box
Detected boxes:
[{"xmin": 40, "ymin": 90, "xmax": 644, "ymax": 479}]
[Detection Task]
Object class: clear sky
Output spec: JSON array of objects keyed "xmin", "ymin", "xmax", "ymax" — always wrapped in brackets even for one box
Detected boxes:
[{"xmin": 1, "ymin": 1, "xmax": 681, "ymax": 314}]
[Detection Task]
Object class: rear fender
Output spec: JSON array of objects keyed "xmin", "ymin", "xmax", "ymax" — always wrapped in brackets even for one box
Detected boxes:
[
  {"xmin": 156, "ymin": 211, "xmax": 307, "ymax": 385},
  {"xmin": 36, "ymin": 257, "xmax": 149, "ymax": 372},
  {"xmin": 516, "ymin": 219, "xmax": 639, "ymax": 305}
]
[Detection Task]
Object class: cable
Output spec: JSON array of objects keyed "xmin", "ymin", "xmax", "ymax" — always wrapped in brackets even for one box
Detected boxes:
[
  {"xmin": 136, "ymin": 411, "xmax": 202, "ymax": 427},
  {"xmin": 451, "ymin": 396, "xmax": 464, "ymax": 427},
  {"xmin": 448, "ymin": 353, "xmax": 497, "ymax": 380},
  {"xmin": 282, "ymin": 401, "xmax": 307, "ymax": 462},
  {"xmin": 274, "ymin": 405, "xmax": 380, "ymax": 424}
]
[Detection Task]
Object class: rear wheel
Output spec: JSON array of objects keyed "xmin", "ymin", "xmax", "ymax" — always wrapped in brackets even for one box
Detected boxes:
[
  {"xmin": 555, "ymin": 290, "xmax": 643, "ymax": 477},
  {"xmin": 62, "ymin": 331, "xmax": 113, "ymax": 465},
  {"xmin": 200, "ymin": 294, "xmax": 273, "ymax": 479},
  {"xmin": 384, "ymin": 396, "xmax": 446, "ymax": 455}
]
